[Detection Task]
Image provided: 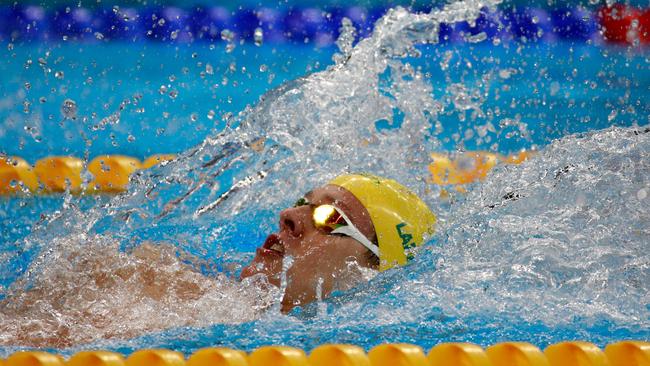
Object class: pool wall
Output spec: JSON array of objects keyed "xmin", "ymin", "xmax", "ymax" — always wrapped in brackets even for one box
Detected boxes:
[{"xmin": 1, "ymin": 4, "xmax": 648, "ymax": 46}]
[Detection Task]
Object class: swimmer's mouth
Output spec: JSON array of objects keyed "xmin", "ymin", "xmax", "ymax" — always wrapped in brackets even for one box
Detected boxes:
[{"xmin": 258, "ymin": 233, "xmax": 285, "ymax": 257}]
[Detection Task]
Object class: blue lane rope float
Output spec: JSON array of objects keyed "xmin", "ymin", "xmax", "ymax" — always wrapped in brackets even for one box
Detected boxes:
[
  {"xmin": 1, "ymin": 341, "xmax": 649, "ymax": 366},
  {"xmin": 0, "ymin": 5, "xmax": 647, "ymax": 45}
]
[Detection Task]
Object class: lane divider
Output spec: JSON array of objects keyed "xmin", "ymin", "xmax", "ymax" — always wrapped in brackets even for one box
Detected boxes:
[
  {"xmin": 427, "ymin": 150, "xmax": 534, "ymax": 195},
  {"xmin": 545, "ymin": 342, "xmax": 610, "ymax": 366},
  {"xmin": 2, "ymin": 341, "xmax": 649, "ymax": 366},
  {"xmin": 0, "ymin": 154, "xmax": 176, "ymax": 195},
  {"xmin": 486, "ymin": 342, "xmax": 548, "ymax": 366},
  {"xmin": 0, "ymin": 151, "xmax": 531, "ymax": 196},
  {"xmin": 605, "ymin": 341, "xmax": 650, "ymax": 366}
]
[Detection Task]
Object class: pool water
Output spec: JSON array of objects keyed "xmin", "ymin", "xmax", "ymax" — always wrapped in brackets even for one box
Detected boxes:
[
  {"xmin": 2, "ymin": 40, "xmax": 647, "ymax": 245},
  {"xmin": 1, "ymin": 1, "xmax": 649, "ymax": 356}
]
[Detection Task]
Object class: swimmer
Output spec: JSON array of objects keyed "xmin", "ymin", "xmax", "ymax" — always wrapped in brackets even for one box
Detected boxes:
[
  {"xmin": 0, "ymin": 173, "xmax": 435, "ymax": 346},
  {"xmin": 241, "ymin": 173, "xmax": 437, "ymax": 312}
]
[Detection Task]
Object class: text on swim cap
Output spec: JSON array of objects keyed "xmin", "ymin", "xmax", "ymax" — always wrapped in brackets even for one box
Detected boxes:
[{"xmin": 396, "ymin": 223, "xmax": 416, "ymax": 261}]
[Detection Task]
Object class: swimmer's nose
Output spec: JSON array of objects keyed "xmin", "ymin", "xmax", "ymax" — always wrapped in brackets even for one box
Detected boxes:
[{"xmin": 279, "ymin": 206, "xmax": 311, "ymax": 237}]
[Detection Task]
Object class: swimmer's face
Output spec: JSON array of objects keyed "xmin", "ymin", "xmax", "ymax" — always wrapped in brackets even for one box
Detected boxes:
[{"xmin": 240, "ymin": 184, "xmax": 377, "ymax": 312}]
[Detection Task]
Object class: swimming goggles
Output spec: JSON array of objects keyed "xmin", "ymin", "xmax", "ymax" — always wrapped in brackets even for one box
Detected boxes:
[{"xmin": 310, "ymin": 204, "xmax": 380, "ymax": 258}]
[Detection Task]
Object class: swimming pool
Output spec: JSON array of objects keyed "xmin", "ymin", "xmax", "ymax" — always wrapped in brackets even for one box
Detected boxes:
[{"xmin": 1, "ymin": 0, "xmax": 649, "ymax": 358}]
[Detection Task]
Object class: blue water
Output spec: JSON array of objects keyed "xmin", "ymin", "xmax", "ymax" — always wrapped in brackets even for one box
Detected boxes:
[
  {"xmin": 1, "ymin": 40, "xmax": 647, "ymax": 246},
  {"xmin": 1, "ymin": 42, "xmax": 647, "ymax": 160},
  {"xmin": 0, "ymin": 4, "xmax": 649, "ymax": 355}
]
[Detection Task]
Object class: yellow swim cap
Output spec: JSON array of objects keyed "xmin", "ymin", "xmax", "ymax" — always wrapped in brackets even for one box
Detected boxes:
[{"xmin": 329, "ymin": 173, "xmax": 436, "ymax": 271}]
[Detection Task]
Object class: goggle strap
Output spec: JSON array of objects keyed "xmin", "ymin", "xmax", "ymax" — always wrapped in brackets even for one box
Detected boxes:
[{"xmin": 331, "ymin": 209, "xmax": 380, "ymax": 257}]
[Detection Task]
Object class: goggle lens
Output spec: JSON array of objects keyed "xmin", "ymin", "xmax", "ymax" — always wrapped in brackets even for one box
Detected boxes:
[{"xmin": 312, "ymin": 204, "xmax": 346, "ymax": 232}]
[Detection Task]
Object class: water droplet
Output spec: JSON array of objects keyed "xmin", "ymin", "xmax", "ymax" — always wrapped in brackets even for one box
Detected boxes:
[
  {"xmin": 94, "ymin": 32, "xmax": 104, "ymax": 40},
  {"xmin": 465, "ymin": 32, "xmax": 487, "ymax": 43},
  {"xmin": 205, "ymin": 63, "xmax": 214, "ymax": 75},
  {"xmin": 24, "ymin": 82, "xmax": 31, "ymax": 90},
  {"xmin": 169, "ymin": 74, "xmax": 176, "ymax": 82},
  {"xmin": 168, "ymin": 90, "xmax": 179, "ymax": 99},
  {"xmin": 440, "ymin": 51, "xmax": 453, "ymax": 71},
  {"xmin": 207, "ymin": 110, "xmax": 215, "ymax": 120},
  {"xmin": 259, "ymin": 64, "xmax": 268, "ymax": 73},
  {"xmin": 608, "ymin": 110, "xmax": 617, "ymax": 121},
  {"xmin": 499, "ymin": 68, "xmax": 516, "ymax": 79},
  {"xmin": 220, "ymin": 29, "xmax": 234, "ymax": 42},
  {"xmin": 549, "ymin": 81, "xmax": 560, "ymax": 96},
  {"xmin": 221, "ymin": 112, "xmax": 233, "ymax": 122},
  {"xmin": 61, "ymin": 99, "xmax": 78, "ymax": 119},
  {"xmin": 39, "ymin": 96, "xmax": 47, "ymax": 103},
  {"xmin": 23, "ymin": 100, "xmax": 31, "ymax": 114},
  {"xmin": 55, "ymin": 71, "xmax": 64, "ymax": 80},
  {"xmin": 637, "ymin": 188, "xmax": 647, "ymax": 200},
  {"xmin": 170, "ymin": 30, "xmax": 179, "ymax": 40},
  {"xmin": 254, "ymin": 27, "xmax": 264, "ymax": 46},
  {"xmin": 159, "ymin": 85, "xmax": 168, "ymax": 95},
  {"xmin": 190, "ymin": 113, "xmax": 198, "ymax": 122},
  {"xmin": 127, "ymin": 134, "xmax": 136, "ymax": 143},
  {"xmin": 7, "ymin": 43, "xmax": 14, "ymax": 51},
  {"xmin": 24, "ymin": 125, "xmax": 40, "ymax": 141}
]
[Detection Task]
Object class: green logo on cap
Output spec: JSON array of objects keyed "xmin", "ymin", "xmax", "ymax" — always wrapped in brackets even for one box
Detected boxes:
[{"xmin": 396, "ymin": 222, "xmax": 415, "ymax": 261}]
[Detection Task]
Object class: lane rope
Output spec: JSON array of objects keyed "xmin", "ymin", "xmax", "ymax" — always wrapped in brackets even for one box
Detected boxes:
[
  {"xmin": 0, "ymin": 154, "xmax": 175, "ymax": 195},
  {"xmin": 2, "ymin": 341, "xmax": 649, "ymax": 366},
  {"xmin": 0, "ymin": 151, "xmax": 533, "ymax": 195}
]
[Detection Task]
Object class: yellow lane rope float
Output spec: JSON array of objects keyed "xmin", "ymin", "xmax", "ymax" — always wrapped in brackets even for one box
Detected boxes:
[
  {"xmin": 33, "ymin": 156, "xmax": 84, "ymax": 193},
  {"xmin": 0, "ymin": 156, "xmax": 39, "ymax": 194},
  {"xmin": 87, "ymin": 155, "xmax": 143, "ymax": 192},
  {"xmin": 1, "ymin": 341, "xmax": 648, "ymax": 366}
]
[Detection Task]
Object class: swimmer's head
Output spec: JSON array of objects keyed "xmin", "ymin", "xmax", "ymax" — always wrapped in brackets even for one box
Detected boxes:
[{"xmin": 240, "ymin": 173, "xmax": 436, "ymax": 312}]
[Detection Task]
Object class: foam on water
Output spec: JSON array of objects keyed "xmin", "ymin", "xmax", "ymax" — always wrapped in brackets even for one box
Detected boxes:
[
  {"xmin": 415, "ymin": 126, "xmax": 650, "ymax": 324},
  {"xmin": 1, "ymin": 0, "xmax": 649, "ymax": 352}
]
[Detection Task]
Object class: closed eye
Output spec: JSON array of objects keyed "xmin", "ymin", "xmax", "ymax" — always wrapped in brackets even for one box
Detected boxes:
[{"xmin": 294, "ymin": 197, "xmax": 310, "ymax": 207}]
